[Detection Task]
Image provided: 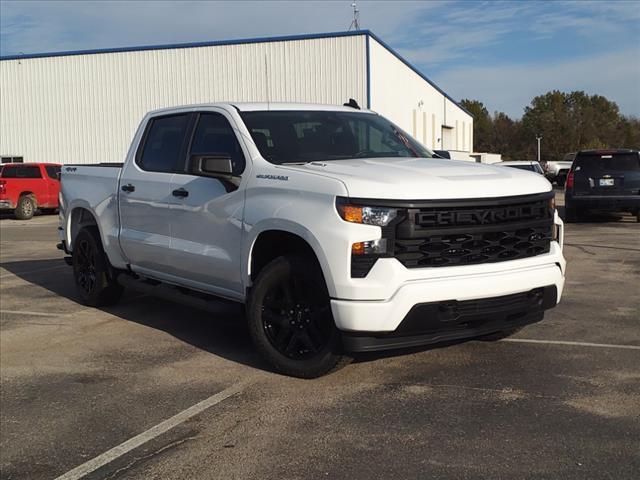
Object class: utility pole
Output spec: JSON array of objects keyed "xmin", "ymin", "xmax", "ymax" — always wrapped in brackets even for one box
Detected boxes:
[{"xmin": 536, "ymin": 135, "xmax": 542, "ymax": 162}]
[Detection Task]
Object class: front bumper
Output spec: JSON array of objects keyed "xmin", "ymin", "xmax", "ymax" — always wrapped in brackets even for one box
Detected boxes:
[
  {"xmin": 331, "ymin": 256, "xmax": 564, "ymax": 335},
  {"xmin": 566, "ymin": 195, "xmax": 640, "ymax": 212},
  {"xmin": 341, "ymin": 286, "xmax": 556, "ymax": 352},
  {"xmin": 0, "ymin": 199, "xmax": 14, "ymax": 210}
]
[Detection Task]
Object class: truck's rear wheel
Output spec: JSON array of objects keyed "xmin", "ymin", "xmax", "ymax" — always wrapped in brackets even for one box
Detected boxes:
[
  {"xmin": 72, "ymin": 227, "xmax": 123, "ymax": 307},
  {"xmin": 15, "ymin": 195, "xmax": 35, "ymax": 220},
  {"xmin": 247, "ymin": 254, "xmax": 349, "ymax": 378}
]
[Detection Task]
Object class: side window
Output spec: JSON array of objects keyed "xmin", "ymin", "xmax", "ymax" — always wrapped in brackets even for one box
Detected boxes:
[
  {"xmin": 138, "ymin": 114, "xmax": 191, "ymax": 173},
  {"xmin": 1, "ymin": 166, "xmax": 16, "ymax": 178},
  {"xmin": 45, "ymin": 165, "xmax": 61, "ymax": 180},
  {"xmin": 5, "ymin": 165, "xmax": 42, "ymax": 178},
  {"xmin": 190, "ymin": 113, "xmax": 246, "ymax": 175}
]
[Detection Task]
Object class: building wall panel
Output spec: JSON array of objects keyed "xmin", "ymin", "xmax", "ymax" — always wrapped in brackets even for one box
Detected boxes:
[
  {"xmin": 1, "ymin": 35, "xmax": 366, "ymax": 164},
  {"xmin": 368, "ymin": 37, "xmax": 473, "ymax": 154}
]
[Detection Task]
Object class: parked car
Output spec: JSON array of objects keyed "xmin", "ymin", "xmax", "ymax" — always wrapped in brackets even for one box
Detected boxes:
[
  {"xmin": 564, "ymin": 149, "xmax": 640, "ymax": 222},
  {"xmin": 546, "ymin": 153, "xmax": 575, "ymax": 186},
  {"xmin": 0, "ymin": 163, "xmax": 62, "ymax": 219},
  {"xmin": 496, "ymin": 161, "xmax": 545, "ymax": 175},
  {"xmin": 58, "ymin": 102, "xmax": 565, "ymax": 378}
]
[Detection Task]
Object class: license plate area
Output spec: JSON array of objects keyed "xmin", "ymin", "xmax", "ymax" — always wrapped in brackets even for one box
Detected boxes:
[{"xmin": 599, "ymin": 178, "xmax": 615, "ymax": 186}]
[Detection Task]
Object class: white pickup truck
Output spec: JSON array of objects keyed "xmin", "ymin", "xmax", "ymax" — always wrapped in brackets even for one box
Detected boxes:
[{"xmin": 59, "ymin": 102, "xmax": 566, "ymax": 378}]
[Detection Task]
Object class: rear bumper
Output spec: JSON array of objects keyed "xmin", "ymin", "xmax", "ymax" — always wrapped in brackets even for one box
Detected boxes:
[
  {"xmin": 342, "ymin": 286, "xmax": 556, "ymax": 352},
  {"xmin": 0, "ymin": 199, "xmax": 14, "ymax": 210},
  {"xmin": 566, "ymin": 195, "xmax": 640, "ymax": 211}
]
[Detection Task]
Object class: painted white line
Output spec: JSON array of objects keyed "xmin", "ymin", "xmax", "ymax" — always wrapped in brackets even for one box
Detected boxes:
[
  {"xmin": 0, "ymin": 264, "xmax": 67, "ymax": 279},
  {"xmin": 54, "ymin": 380, "xmax": 250, "ymax": 480},
  {"xmin": 0, "ymin": 310, "xmax": 66, "ymax": 317},
  {"xmin": 501, "ymin": 338, "xmax": 640, "ymax": 351}
]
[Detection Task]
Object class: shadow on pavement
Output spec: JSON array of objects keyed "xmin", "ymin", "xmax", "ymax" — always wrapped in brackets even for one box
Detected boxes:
[{"xmin": 1, "ymin": 258, "xmax": 267, "ymax": 373}]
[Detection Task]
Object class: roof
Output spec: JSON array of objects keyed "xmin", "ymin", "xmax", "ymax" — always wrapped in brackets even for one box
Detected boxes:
[
  {"xmin": 146, "ymin": 101, "xmax": 376, "ymax": 116},
  {"xmin": 0, "ymin": 30, "xmax": 471, "ymax": 117}
]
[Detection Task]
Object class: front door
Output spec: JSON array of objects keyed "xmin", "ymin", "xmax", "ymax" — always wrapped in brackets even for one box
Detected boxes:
[
  {"xmin": 119, "ymin": 112, "xmax": 193, "ymax": 276},
  {"xmin": 167, "ymin": 111, "xmax": 248, "ymax": 299}
]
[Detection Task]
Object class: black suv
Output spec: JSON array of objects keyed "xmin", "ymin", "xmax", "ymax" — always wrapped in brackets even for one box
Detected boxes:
[{"xmin": 564, "ymin": 149, "xmax": 640, "ymax": 222}]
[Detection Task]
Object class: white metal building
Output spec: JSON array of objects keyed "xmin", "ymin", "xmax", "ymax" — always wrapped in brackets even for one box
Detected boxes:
[{"xmin": 0, "ymin": 30, "xmax": 472, "ymax": 165}]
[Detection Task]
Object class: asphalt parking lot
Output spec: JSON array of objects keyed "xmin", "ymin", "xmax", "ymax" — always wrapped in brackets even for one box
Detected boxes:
[{"xmin": 1, "ymin": 189, "xmax": 639, "ymax": 480}]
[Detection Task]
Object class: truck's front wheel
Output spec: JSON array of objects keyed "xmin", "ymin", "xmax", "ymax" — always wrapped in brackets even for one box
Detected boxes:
[
  {"xmin": 72, "ymin": 227, "xmax": 123, "ymax": 307},
  {"xmin": 247, "ymin": 254, "xmax": 349, "ymax": 378}
]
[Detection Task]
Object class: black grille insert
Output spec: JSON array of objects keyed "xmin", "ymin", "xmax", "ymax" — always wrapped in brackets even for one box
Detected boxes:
[{"xmin": 393, "ymin": 193, "xmax": 553, "ymax": 268}]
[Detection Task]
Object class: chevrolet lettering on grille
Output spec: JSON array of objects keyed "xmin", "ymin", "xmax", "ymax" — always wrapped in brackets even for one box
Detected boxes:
[{"xmin": 416, "ymin": 205, "xmax": 547, "ymax": 227}]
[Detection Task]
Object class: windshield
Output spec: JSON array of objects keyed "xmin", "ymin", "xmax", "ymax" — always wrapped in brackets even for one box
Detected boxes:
[{"xmin": 240, "ymin": 110, "xmax": 433, "ymax": 165}]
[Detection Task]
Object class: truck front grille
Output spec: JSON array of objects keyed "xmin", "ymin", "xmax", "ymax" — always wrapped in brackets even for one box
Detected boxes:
[{"xmin": 392, "ymin": 192, "xmax": 554, "ymax": 269}]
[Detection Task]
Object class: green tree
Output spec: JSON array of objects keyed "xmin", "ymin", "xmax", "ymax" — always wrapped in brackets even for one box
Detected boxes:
[
  {"xmin": 460, "ymin": 99, "xmax": 494, "ymax": 152},
  {"xmin": 462, "ymin": 91, "xmax": 640, "ymax": 160}
]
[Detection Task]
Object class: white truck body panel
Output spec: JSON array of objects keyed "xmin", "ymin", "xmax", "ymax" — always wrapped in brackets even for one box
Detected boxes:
[{"xmin": 59, "ymin": 102, "xmax": 565, "ymax": 335}]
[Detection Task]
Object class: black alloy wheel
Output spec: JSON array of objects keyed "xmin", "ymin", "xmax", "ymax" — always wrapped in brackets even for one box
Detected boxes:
[
  {"xmin": 74, "ymin": 236, "xmax": 98, "ymax": 296},
  {"xmin": 247, "ymin": 254, "xmax": 349, "ymax": 378},
  {"xmin": 72, "ymin": 227, "xmax": 123, "ymax": 307},
  {"xmin": 261, "ymin": 275, "xmax": 332, "ymax": 360}
]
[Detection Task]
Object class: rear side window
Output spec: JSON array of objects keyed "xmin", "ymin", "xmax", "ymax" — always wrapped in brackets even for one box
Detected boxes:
[
  {"xmin": 575, "ymin": 153, "xmax": 640, "ymax": 172},
  {"xmin": 190, "ymin": 113, "xmax": 246, "ymax": 175},
  {"xmin": 0, "ymin": 165, "xmax": 42, "ymax": 178},
  {"xmin": 138, "ymin": 114, "xmax": 191, "ymax": 173},
  {"xmin": 45, "ymin": 165, "xmax": 61, "ymax": 180}
]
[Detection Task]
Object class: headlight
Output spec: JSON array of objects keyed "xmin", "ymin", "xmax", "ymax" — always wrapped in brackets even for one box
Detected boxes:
[{"xmin": 336, "ymin": 200, "xmax": 398, "ymax": 226}]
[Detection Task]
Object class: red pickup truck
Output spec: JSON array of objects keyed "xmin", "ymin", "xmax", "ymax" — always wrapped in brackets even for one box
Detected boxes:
[{"xmin": 0, "ymin": 163, "xmax": 62, "ymax": 219}]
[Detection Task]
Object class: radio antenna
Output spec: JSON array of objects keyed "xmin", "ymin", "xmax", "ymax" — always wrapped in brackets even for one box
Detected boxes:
[{"xmin": 348, "ymin": 1, "xmax": 360, "ymax": 30}]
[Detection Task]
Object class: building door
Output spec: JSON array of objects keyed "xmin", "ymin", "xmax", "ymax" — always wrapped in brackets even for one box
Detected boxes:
[{"xmin": 441, "ymin": 126, "xmax": 454, "ymax": 150}]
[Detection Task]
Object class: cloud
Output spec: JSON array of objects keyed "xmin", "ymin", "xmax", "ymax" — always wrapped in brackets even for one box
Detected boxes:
[{"xmin": 432, "ymin": 48, "xmax": 640, "ymax": 118}]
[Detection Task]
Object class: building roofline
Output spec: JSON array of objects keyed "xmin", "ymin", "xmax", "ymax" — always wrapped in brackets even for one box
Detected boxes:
[
  {"xmin": 0, "ymin": 29, "xmax": 471, "ymax": 117},
  {"xmin": 0, "ymin": 30, "xmax": 369, "ymax": 61}
]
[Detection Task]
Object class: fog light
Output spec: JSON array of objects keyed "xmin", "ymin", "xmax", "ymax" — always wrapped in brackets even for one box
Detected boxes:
[{"xmin": 352, "ymin": 239, "xmax": 388, "ymax": 255}]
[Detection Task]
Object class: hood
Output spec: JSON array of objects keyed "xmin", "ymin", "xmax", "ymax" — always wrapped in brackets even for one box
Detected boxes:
[{"xmin": 278, "ymin": 157, "xmax": 552, "ymax": 200}]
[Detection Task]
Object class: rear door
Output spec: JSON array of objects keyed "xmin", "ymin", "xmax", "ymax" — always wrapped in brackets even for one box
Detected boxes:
[
  {"xmin": 43, "ymin": 165, "xmax": 62, "ymax": 207},
  {"xmin": 166, "ymin": 110, "xmax": 248, "ymax": 297},
  {"xmin": 573, "ymin": 152, "xmax": 640, "ymax": 196},
  {"xmin": 119, "ymin": 113, "xmax": 194, "ymax": 275}
]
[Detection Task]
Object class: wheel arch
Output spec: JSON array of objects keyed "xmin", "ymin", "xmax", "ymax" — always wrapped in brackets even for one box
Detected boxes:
[
  {"xmin": 246, "ymin": 223, "xmax": 335, "ymax": 296},
  {"xmin": 67, "ymin": 205, "xmax": 100, "ymax": 251}
]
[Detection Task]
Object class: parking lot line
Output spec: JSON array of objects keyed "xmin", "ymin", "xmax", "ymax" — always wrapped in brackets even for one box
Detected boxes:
[
  {"xmin": 54, "ymin": 380, "xmax": 251, "ymax": 480},
  {"xmin": 0, "ymin": 310, "xmax": 67, "ymax": 317},
  {"xmin": 502, "ymin": 338, "xmax": 640, "ymax": 350}
]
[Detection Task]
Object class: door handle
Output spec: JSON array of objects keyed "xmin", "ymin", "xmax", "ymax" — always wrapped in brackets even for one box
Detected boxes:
[
  {"xmin": 172, "ymin": 188, "xmax": 189, "ymax": 198},
  {"xmin": 121, "ymin": 184, "xmax": 135, "ymax": 193}
]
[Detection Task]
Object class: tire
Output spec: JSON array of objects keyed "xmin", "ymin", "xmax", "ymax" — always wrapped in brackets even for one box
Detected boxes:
[
  {"xmin": 556, "ymin": 175, "xmax": 566, "ymax": 187},
  {"xmin": 15, "ymin": 195, "xmax": 35, "ymax": 220},
  {"xmin": 479, "ymin": 327, "xmax": 522, "ymax": 341},
  {"xmin": 247, "ymin": 254, "xmax": 350, "ymax": 378},
  {"xmin": 72, "ymin": 227, "xmax": 123, "ymax": 307}
]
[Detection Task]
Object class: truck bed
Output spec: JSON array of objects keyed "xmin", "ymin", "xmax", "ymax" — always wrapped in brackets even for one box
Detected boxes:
[{"xmin": 59, "ymin": 164, "xmax": 123, "ymax": 259}]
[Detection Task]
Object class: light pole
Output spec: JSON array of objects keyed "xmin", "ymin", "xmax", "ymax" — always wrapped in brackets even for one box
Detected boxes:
[{"xmin": 536, "ymin": 135, "xmax": 542, "ymax": 162}]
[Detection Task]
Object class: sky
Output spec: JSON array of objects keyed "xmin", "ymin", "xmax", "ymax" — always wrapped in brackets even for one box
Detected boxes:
[{"xmin": 1, "ymin": 0, "xmax": 639, "ymax": 118}]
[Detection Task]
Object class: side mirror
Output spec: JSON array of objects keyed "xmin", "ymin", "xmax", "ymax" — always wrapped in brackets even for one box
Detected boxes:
[{"xmin": 190, "ymin": 154, "xmax": 233, "ymax": 178}]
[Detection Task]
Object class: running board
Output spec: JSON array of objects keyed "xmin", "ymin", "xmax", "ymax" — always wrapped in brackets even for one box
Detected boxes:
[{"xmin": 116, "ymin": 274, "xmax": 242, "ymax": 315}]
